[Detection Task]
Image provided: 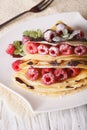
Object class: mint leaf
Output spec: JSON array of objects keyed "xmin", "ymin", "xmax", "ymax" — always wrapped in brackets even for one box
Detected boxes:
[
  {"xmin": 37, "ymin": 29, "xmax": 43, "ymax": 37},
  {"xmin": 13, "ymin": 41, "xmax": 25, "ymax": 56},
  {"xmin": 23, "ymin": 29, "xmax": 43, "ymax": 39},
  {"xmin": 14, "ymin": 49, "xmax": 20, "ymax": 55}
]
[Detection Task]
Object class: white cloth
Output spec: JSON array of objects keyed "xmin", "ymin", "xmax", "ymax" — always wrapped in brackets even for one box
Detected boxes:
[{"xmin": 0, "ymin": 0, "xmax": 87, "ymax": 129}]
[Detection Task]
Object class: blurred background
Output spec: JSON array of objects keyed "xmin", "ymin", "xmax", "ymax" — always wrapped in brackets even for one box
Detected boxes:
[{"xmin": 0, "ymin": 0, "xmax": 87, "ymax": 32}]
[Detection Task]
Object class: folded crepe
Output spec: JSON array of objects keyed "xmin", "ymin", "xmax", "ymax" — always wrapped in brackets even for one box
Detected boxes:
[
  {"xmin": 21, "ymin": 58, "xmax": 87, "ymax": 69},
  {"xmin": 22, "ymin": 21, "xmax": 87, "ymax": 62},
  {"xmin": 13, "ymin": 57, "xmax": 87, "ymax": 96},
  {"xmin": 12, "ymin": 21, "xmax": 87, "ymax": 96},
  {"xmin": 13, "ymin": 66, "xmax": 87, "ymax": 96}
]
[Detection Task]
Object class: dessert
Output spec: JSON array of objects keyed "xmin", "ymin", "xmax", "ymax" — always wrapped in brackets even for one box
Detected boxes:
[{"xmin": 6, "ymin": 21, "xmax": 87, "ymax": 96}]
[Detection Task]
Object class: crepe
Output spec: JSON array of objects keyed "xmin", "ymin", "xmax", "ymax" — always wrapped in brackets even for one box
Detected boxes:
[
  {"xmin": 22, "ymin": 20, "xmax": 87, "ymax": 61},
  {"xmin": 20, "ymin": 59, "xmax": 87, "ymax": 69},
  {"xmin": 12, "ymin": 21, "xmax": 87, "ymax": 96},
  {"xmin": 23, "ymin": 41, "xmax": 87, "ymax": 62},
  {"xmin": 13, "ymin": 68, "xmax": 87, "ymax": 96}
]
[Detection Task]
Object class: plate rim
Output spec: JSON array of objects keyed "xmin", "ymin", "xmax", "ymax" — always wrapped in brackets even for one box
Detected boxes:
[{"xmin": 0, "ymin": 12, "xmax": 87, "ymax": 113}]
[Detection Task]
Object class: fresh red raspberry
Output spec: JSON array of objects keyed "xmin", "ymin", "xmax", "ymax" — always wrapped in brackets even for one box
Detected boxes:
[
  {"xmin": 76, "ymin": 31, "xmax": 84, "ymax": 39},
  {"xmin": 44, "ymin": 29, "xmax": 56, "ymax": 42},
  {"xmin": 42, "ymin": 72, "xmax": 55, "ymax": 85},
  {"xmin": 73, "ymin": 30, "xmax": 84, "ymax": 39},
  {"xmin": 67, "ymin": 68, "xmax": 80, "ymax": 77},
  {"xmin": 26, "ymin": 42, "xmax": 39, "ymax": 54},
  {"xmin": 56, "ymin": 23, "xmax": 67, "ymax": 36},
  {"xmin": 54, "ymin": 68, "xmax": 68, "ymax": 82},
  {"xmin": 74, "ymin": 46, "xmax": 87, "ymax": 56},
  {"xmin": 41, "ymin": 68, "xmax": 54, "ymax": 75},
  {"xmin": 12, "ymin": 60, "xmax": 22, "ymax": 71},
  {"xmin": 49, "ymin": 46, "xmax": 60, "ymax": 57},
  {"xmin": 38, "ymin": 44, "xmax": 49, "ymax": 55},
  {"xmin": 27, "ymin": 68, "xmax": 39, "ymax": 80},
  {"xmin": 22, "ymin": 36, "xmax": 30, "ymax": 44},
  {"xmin": 59, "ymin": 44, "xmax": 74, "ymax": 55},
  {"xmin": 69, "ymin": 30, "xmax": 84, "ymax": 39},
  {"xmin": 6, "ymin": 44, "xmax": 15, "ymax": 55}
]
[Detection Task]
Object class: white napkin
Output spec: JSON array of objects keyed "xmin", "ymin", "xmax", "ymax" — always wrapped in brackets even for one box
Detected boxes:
[{"xmin": 0, "ymin": 83, "xmax": 34, "ymax": 117}]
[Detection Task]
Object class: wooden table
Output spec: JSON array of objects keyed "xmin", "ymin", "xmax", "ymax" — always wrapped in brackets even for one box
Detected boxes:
[
  {"xmin": 0, "ymin": 0, "xmax": 87, "ymax": 129},
  {"xmin": 0, "ymin": 99, "xmax": 87, "ymax": 130}
]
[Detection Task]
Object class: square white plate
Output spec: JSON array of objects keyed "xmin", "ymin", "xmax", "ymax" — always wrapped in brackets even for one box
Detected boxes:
[{"xmin": 0, "ymin": 12, "xmax": 87, "ymax": 113}]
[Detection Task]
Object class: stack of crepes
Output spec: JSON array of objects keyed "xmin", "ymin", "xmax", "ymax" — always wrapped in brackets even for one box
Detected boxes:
[{"xmin": 14, "ymin": 21, "xmax": 87, "ymax": 96}]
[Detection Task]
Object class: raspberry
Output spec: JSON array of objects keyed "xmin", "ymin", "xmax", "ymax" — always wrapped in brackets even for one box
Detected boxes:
[
  {"xmin": 67, "ymin": 68, "xmax": 80, "ymax": 77},
  {"xmin": 6, "ymin": 44, "xmax": 15, "ymax": 55},
  {"xmin": 41, "ymin": 68, "xmax": 53, "ymax": 75},
  {"xmin": 38, "ymin": 44, "xmax": 49, "ymax": 55},
  {"xmin": 56, "ymin": 23, "xmax": 67, "ymax": 36},
  {"xmin": 54, "ymin": 68, "xmax": 68, "ymax": 82},
  {"xmin": 26, "ymin": 42, "xmax": 39, "ymax": 54},
  {"xmin": 22, "ymin": 36, "xmax": 30, "ymax": 44},
  {"xmin": 59, "ymin": 44, "xmax": 73, "ymax": 55},
  {"xmin": 49, "ymin": 46, "xmax": 60, "ymax": 57},
  {"xmin": 76, "ymin": 30, "xmax": 84, "ymax": 39},
  {"xmin": 42, "ymin": 72, "xmax": 55, "ymax": 85},
  {"xmin": 12, "ymin": 60, "xmax": 22, "ymax": 71},
  {"xmin": 27, "ymin": 68, "xmax": 39, "ymax": 80},
  {"xmin": 74, "ymin": 46, "xmax": 87, "ymax": 56},
  {"xmin": 44, "ymin": 29, "xmax": 56, "ymax": 42}
]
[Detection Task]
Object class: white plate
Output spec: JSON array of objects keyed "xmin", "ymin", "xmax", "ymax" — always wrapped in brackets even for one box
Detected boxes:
[{"xmin": 0, "ymin": 12, "xmax": 87, "ymax": 113}]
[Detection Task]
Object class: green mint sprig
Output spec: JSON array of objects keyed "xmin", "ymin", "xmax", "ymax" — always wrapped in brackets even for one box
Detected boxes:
[
  {"xmin": 13, "ymin": 41, "xmax": 25, "ymax": 56},
  {"xmin": 23, "ymin": 29, "xmax": 43, "ymax": 39}
]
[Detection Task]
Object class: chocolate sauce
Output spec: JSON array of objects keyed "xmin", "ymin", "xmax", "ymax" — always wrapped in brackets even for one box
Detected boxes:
[
  {"xmin": 67, "ymin": 61, "xmax": 80, "ymax": 66},
  {"xmin": 12, "ymin": 54, "xmax": 23, "ymax": 58},
  {"xmin": 67, "ymin": 60, "xmax": 87, "ymax": 66},
  {"xmin": 68, "ymin": 38, "xmax": 87, "ymax": 42},
  {"xmin": 49, "ymin": 60, "xmax": 59, "ymax": 66},
  {"xmin": 15, "ymin": 77, "xmax": 34, "ymax": 89},
  {"xmin": 27, "ymin": 61, "xmax": 33, "ymax": 65},
  {"xmin": 66, "ymin": 86, "xmax": 73, "ymax": 88}
]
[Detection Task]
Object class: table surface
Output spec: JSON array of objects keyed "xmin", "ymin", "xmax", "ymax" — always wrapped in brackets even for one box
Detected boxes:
[
  {"xmin": 0, "ymin": 99, "xmax": 87, "ymax": 130},
  {"xmin": 0, "ymin": 0, "xmax": 87, "ymax": 130}
]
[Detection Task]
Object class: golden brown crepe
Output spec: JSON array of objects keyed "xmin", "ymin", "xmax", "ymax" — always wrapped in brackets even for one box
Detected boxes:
[
  {"xmin": 13, "ymin": 68, "xmax": 87, "ymax": 96},
  {"xmin": 20, "ymin": 59, "xmax": 87, "ymax": 69},
  {"xmin": 23, "ymin": 41, "xmax": 87, "ymax": 62},
  {"xmin": 12, "ymin": 21, "xmax": 87, "ymax": 96}
]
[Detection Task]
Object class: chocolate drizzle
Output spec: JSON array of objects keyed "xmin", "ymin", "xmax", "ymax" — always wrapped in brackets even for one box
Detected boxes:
[
  {"xmin": 67, "ymin": 61, "xmax": 80, "ymax": 66},
  {"xmin": 12, "ymin": 54, "xmax": 23, "ymax": 58},
  {"xmin": 68, "ymin": 38, "xmax": 87, "ymax": 42},
  {"xmin": 15, "ymin": 77, "xmax": 34, "ymax": 89},
  {"xmin": 67, "ymin": 60, "xmax": 87, "ymax": 66},
  {"xmin": 66, "ymin": 86, "xmax": 74, "ymax": 88},
  {"xmin": 27, "ymin": 61, "xmax": 33, "ymax": 65},
  {"xmin": 49, "ymin": 60, "xmax": 59, "ymax": 66}
]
